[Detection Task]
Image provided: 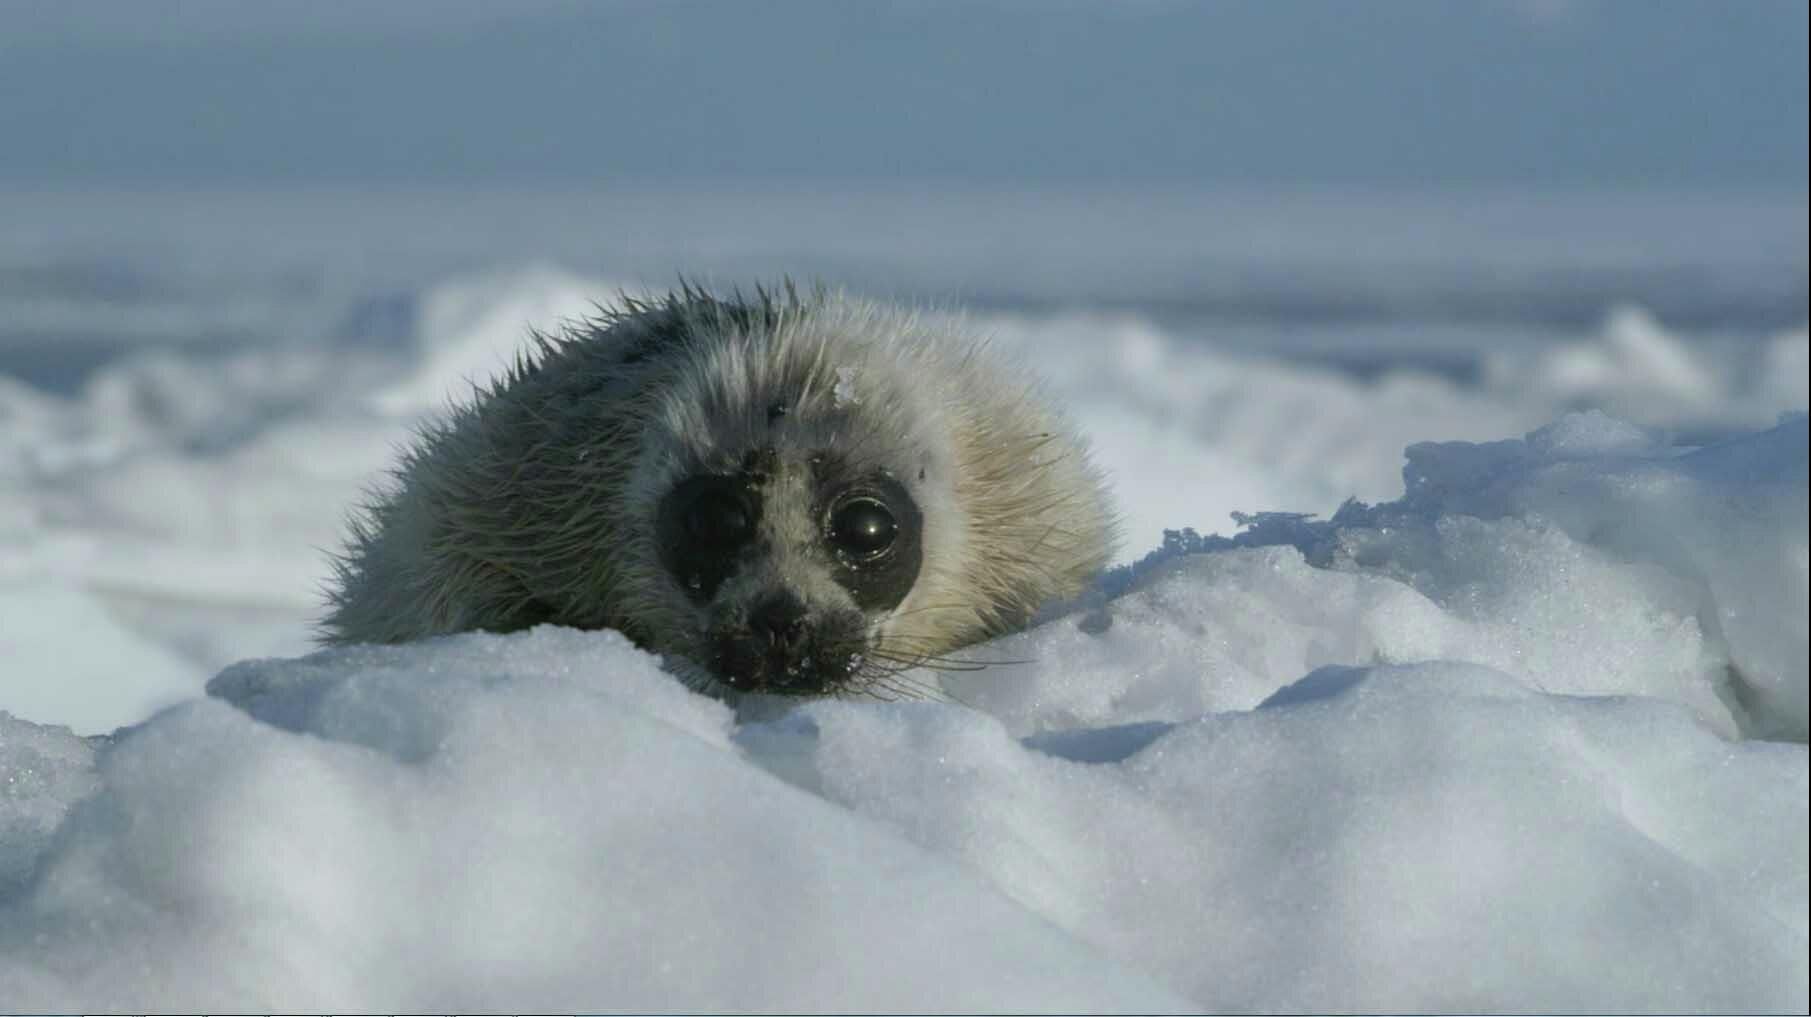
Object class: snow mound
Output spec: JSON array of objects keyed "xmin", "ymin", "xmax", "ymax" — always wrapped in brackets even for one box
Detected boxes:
[
  {"xmin": 0, "ymin": 247, "xmax": 1803, "ymax": 1008},
  {"xmin": 981, "ymin": 412, "xmax": 1805, "ymax": 742},
  {"xmin": 0, "ymin": 411, "xmax": 1805, "ymax": 1010},
  {"xmin": 0, "ymin": 629, "xmax": 1184, "ymax": 1012},
  {"xmin": 0, "ymin": 628, "xmax": 1800, "ymax": 1010},
  {"xmin": 4, "ymin": 264, "xmax": 1800, "ymax": 737},
  {"xmin": 749, "ymin": 663, "xmax": 1806, "ymax": 1012}
]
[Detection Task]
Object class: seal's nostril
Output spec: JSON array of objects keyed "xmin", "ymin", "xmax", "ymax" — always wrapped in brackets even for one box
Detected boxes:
[{"xmin": 749, "ymin": 591, "xmax": 809, "ymax": 651}]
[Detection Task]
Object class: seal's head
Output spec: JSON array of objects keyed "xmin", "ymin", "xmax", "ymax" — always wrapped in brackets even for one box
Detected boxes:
[{"xmin": 323, "ymin": 286, "xmax": 1116, "ymax": 700}]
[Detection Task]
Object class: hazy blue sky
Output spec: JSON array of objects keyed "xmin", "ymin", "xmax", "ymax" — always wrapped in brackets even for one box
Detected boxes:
[{"xmin": 1, "ymin": 0, "xmax": 1805, "ymax": 188}]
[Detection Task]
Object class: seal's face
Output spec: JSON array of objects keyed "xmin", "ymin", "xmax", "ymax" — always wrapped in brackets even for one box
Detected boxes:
[{"xmin": 652, "ymin": 446, "xmax": 925, "ymax": 694}]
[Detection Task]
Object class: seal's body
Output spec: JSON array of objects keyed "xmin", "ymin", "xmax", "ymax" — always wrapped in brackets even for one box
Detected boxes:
[{"xmin": 323, "ymin": 286, "xmax": 1115, "ymax": 698}]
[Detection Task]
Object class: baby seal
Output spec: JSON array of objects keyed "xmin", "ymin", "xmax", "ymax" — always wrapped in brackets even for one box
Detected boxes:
[{"xmin": 322, "ymin": 285, "xmax": 1116, "ymax": 698}]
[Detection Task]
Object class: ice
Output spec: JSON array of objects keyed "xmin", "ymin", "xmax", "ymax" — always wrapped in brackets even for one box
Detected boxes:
[
  {"xmin": 0, "ymin": 409, "xmax": 1805, "ymax": 1009},
  {"xmin": 1527, "ymin": 304, "xmax": 1723, "ymax": 413},
  {"xmin": 977, "ymin": 413, "xmax": 1804, "ymax": 742},
  {"xmin": 0, "ymin": 254, "xmax": 1805, "ymax": 1009},
  {"xmin": 0, "ymin": 712, "xmax": 97, "ymax": 897},
  {"xmin": 984, "ymin": 307, "xmax": 1811, "ymax": 557},
  {"xmin": 0, "ymin": 630, "xmax": 1185, "ymax": 1012},
  {"xmin": 0, "ymin": 633, "xmax": 1801, "ymax": 1009},
  {"xmin": 1371, "ymin": 413, "xmax": 1809, "ymax": 739},
  {"xmin": 747, "ymin": 664, "xmax": 1806, "ymax": 1012}
]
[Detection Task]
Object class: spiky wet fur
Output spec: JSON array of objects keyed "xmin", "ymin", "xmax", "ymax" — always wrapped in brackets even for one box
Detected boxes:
[{"xmin": 322, "ymin": 285, "xmax": 1116, "ymax": 699}]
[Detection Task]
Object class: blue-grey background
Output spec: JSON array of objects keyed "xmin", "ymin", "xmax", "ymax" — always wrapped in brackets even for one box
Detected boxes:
[
  {"xmin": 2, "ymin": 0, "xmax": 1806, "ymax": 186},
  {"xmin": 0, "ymin": 0, "xmax": 1805, "ymax": 391}
]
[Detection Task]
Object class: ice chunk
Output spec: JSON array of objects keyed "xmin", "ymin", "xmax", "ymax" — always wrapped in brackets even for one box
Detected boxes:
[{"xmin": 0, "ymin": 712, "xmax": 98, "ymax": 896}]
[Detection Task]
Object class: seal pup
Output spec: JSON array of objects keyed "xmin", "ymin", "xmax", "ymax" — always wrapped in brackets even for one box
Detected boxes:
[{"xmin": 322, "ymin": 285, "xmax": 1116, "ymax": 698}]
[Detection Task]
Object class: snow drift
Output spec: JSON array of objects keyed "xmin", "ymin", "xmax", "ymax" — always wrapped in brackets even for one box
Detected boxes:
[
  {"xmin": 1, "ymin": 413, "xmax": 1804, "ymax": 1012},
  {"xmin": 1, "ymin": 228, "xmax": 1806, "ymax": 1009}
]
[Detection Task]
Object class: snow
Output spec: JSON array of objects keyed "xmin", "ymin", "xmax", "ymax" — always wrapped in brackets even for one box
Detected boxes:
[
  {"xmin": 1, "ymin": 617, "xmax": 1802, "ymax": 1009},
  {"xmin": 0, "ymin": 633, "xmax": 1184, "ymax": 1011},
  {"xmin": 755, "ymin": 663, "xmax": 1805, "ymax": 1012},
  {"xmin": 1004, "ymin": 412, "xmax": 1806, "ymax": 743},
  {"xmin": 0, "ymin": 585, "xmax": 198, "ymax": 733},
  {"xmin": 0, "ymin": 235, "xmax": 1807, "ymax": 1009}
]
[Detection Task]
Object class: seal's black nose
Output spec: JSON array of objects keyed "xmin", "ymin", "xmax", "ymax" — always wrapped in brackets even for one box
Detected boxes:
[
  {"xmin": 713, "ymin": 592, "xmax": 860, "ymax": 695},
  {"xmin": 749, "ymin": 591, "xmax": 809, "ymax": 654}
]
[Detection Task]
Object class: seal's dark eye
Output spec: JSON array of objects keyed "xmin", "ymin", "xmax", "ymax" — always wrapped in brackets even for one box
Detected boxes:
[
  {"xmin": 683, "ymin": 486, "xmax": 754, "ymax": 546},
  {"xmin": 828, "ymin": 497, "xmax": 897, "ymax": 559}
]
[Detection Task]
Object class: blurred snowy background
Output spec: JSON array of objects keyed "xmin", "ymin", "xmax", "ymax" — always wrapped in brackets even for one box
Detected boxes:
[{"xmin": 0, "ymin": 1, "xmax": 1806, "ymax": 1010}]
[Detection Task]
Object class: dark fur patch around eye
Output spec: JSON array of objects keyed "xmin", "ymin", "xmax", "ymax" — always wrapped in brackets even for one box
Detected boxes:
[{"xmin": 657, "ymin": 475, "xmax": 764, "ymax": 603}]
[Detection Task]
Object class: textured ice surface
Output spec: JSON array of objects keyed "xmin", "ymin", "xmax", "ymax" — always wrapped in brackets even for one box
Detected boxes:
[
  {"xmin": 747, "ymin": 663, "xmax": 1806, "ymax": 1012},
  {"xmin": 972, "ymin": 413, "xmax": 1805, "ymax": 743},
  {"xmin": 0, "ymin": 631, "xmax": 1186, "ymax": 1012},
  {"xmin": 0, "ymin": 629, "xmax": 1801, "ymax": 1010},
  {"xmin": 0, "ymin": 264, "xmax": 1806, "ymax": 1010}
]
